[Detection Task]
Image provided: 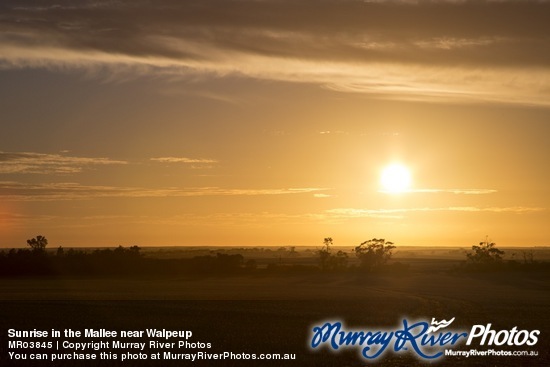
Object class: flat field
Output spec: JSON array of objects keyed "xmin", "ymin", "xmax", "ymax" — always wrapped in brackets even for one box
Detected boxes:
[{"xmin": 1, "ymin": 246, "xmax": 548, "ymax": 367}]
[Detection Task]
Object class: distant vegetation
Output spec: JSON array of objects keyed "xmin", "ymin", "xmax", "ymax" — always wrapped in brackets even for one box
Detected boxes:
[
  {"xmin": 0, "ymin": 235, "xmax": 547, "ymax": 277},
  {"xmin": 26, "ymin": 235, "xmax": 48, "ymax": 252},
  {"xmin": 317, "ymin": 237, "xmax": 348, "ymax": 271},
  {"xmin": 354, "ymin": 238, "xmax": 396, "ymax": 271},
  {"xmin": 0, "ymin": 235, "xmax": 245, "ymax": 277},
  {"xmin": 460, "ymin": 237, "xmax": 549, "ymax": 272},
  {"xmin": 312, "ymin": 237, "xmax": 410, "ymax": 273},
  {"xmin": 466, "ymin": 237, "xmax": 504, "ymax": 265}
]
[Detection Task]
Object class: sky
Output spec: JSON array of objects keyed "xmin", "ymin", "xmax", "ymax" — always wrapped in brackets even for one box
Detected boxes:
[{"xmin": 0, "ymin": 0, "xmax": 549, "ymax": 248}]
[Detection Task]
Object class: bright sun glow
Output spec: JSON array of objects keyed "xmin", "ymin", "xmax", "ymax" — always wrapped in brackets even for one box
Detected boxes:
[{"xmin": 380, "ymin": 164, "xmax": 412, "ymax": 193}]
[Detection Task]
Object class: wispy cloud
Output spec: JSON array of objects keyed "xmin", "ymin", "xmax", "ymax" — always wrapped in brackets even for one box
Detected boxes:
[
  {"xmin": 447, "ymin": 206, "xmax": 545, "ymax": 213},
  {"xmin": 151, "ymin": 156, "xmax": 218, "ymax": 169},
  {"xmin": 414, "ymin": 189, "xmax": 497, "ymax": 195},
  {"xmin": 326, "ymin": 206, "xmax": 545, "ymax": 219},
  {"xmin": 314, "ymin": 193, "xmax": 334, "ymax": 198},
  {"xmin": 0, "ymin": 1, "xmax": 549, "ymax": 106},
  {"xmin": 150, "ymin": 157, "xmax": 218, "ymax": 164},
  {"xmin": 379, "ymin": 188, "xmax": 498, "ymax": 194},
  {"xmin": 318, "ymin": 131, "xmax": 348, "ymax": 135},
  {"xmin": 0, "ymin": 151, "xmax": 127, "ymax": 174},
  {"xmin": 414, "ymin": 36, "xmax": 507, "ymax": 50},
  {"xmin": 0, "ymin": 181, "xmax": 328, "ymax": 201},
  {"xmin": 150, "ymin": 157, "xmax": 218, "ymax": 170}
]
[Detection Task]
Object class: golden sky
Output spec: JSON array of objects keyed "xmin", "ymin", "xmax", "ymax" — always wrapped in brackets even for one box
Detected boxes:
[{"xmin": 0, "ymin": 0, "xmax": 549, "ymax": 247}]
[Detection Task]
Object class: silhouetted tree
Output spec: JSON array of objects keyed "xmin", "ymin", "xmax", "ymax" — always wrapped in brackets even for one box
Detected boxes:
[
  {"xmin": 26, "ymin": 235, "xmax": 48, "ymax": 252},
  {"xmin": 289, "ymin": 246, "xmax": 298, "ymax": 257},
  {"xmin": 318, "ymin": 237, "xmax": 332, "ymax": 270},
  {"xmin": 466, "ymin": 237, "xmax": 504, "ymax": 265},
  {"xmin": 317, "ymin": 237, "xmax": 348, "ymax": 271},
  {"xmin": 354, "ymin": 238, "xmax": 395, "ymax": 270}
]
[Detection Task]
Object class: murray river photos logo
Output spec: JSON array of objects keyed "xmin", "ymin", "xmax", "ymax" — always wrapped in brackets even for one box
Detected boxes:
[{"xmin": 310, "ymin": 317, "xmax": 540, "ymax": 361}]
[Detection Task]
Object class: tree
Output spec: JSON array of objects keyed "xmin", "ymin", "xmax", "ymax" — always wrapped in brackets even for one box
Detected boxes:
[
  {"xmin": 26, "ymin": 235, "xmax": 48, "ymax": 252},
  {"xmin": 56, "ymin": 246, "xmax": 65, "ymax": 257},
  {"xmin": 317, "ymin": 237, "xmax": 348, "ymax": 271},
  {"xmin": 354, "ymin": 238, "xmax": 395, "ymax": 270},
  {"xmin": 466, "ymin": 237, "xmax": 504, "ymax": 265},
  {"xmin": 318, "ymin": 237, "xmax": 333, "ymax": 270}
]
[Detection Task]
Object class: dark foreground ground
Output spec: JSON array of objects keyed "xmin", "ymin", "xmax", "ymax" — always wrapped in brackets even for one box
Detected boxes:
[{"xmin": 0, "ymin": 256, "xmax": 548, "ymax": 367}]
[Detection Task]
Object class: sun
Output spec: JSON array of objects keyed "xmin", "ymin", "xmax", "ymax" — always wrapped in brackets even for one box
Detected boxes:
[{"xmin": 380, "ymin": 164, "xmax": 412, "ymax": 193}]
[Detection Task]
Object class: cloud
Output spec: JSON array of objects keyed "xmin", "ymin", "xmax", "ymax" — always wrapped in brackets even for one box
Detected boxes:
[
  {"xmin": 0, "ymin": 151, "xmax": 127, "ymax": 174},
  {"xmin": 417, "ymin": 189, "xmax": 498, "ymax": 195},
  {"xmin": 447, "ymin": 206, "xmax": 545, "ymax": 213},
  {"xmin": 414, "ymin": 36, "xmax": 507, "ymax": 50},
  {"xmin": 326, "ymin": 206, "xmax": 545, "ymax": 219},
  {"xmin": 313, "ymin": 193, "xmax": 334, "ymax": 198},
  {"xmin": 150, "ymin": 156, "xmax": 218, "ymax": 169},
  {"xmin": 0, "ymin": 181, "xmax": 328, "ymax": 201},
  {"xmin": 0, "ymin": 1, "xmax": 549, "ymax": 106},
  {"xmin": 151, "ymin": 157, "xmax": 218, "ymax": 164},
  {"xmin": 318, "ymin": 131, "xmax": 348, "ymax": 135},
  {"xmin": 379, "ymin": 188, "xmax": 498, "ymax": 194}
]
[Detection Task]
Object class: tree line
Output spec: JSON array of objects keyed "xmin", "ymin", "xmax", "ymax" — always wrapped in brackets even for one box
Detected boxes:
[
  {"xmin": 317, "ymin": 236, "xmax": 548, "ymax": 273},
  {"xmin": 317, "ymin": 237, "xmax": 399, "ymax": 272},
  {"xmin": 0, "ymin": 236, "xmax": 244, "ymax": 276},
  {"xmin": 0, "ymin": 235, "xmax": 547, "ymax": 276}
]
